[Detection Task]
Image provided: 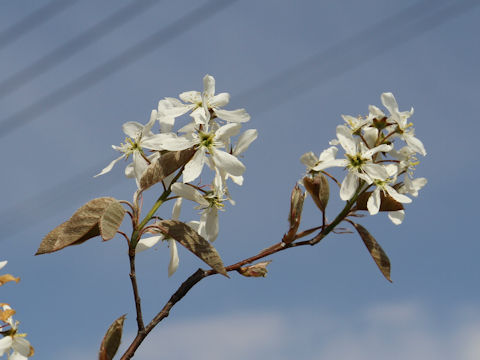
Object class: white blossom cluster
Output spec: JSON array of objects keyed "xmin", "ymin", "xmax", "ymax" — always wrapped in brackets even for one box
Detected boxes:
[
  {"xmin": 301, "ymin": 92, "xmax": 427, "ymax": 225},
  {"xmin": 96, "ymin": 75, "xmax": 257, "ymax": 276}
]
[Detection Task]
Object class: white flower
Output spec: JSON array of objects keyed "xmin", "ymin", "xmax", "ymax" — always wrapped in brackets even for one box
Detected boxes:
[
  {"xmin": 0, "ymin": 305, "xmax": 34, "ymax": 360},
  {"xmin": 399, "ymin": 176, "xmax": 427, "ymax": 197},
  {"xmin": 95, "ymin": 110, "xmax": 172, "ymax": 184},
  {"xmin": 171, "ymin": 183, "xmax": 226, "ymax": 242},
  {"xmin": 136, "ymin": 198, "xmax": 183, "ymax": 277},
  {"xmin": 159, "ymin": 123, "xmax": 247, "ymax": 184},
  {"xmin": 381, "ymin": 92, "xmax": 426, "ymax": 156},
  {"xmin": 366, "ymin": 165, "xmax": 412, "ymax": 215},
  {"xmin": 314, "ymin": 125, "xmax": 392, "ymax": 200},
  {"xmin": 341, "ymin": 114, "xmax": 371, "ymax": 134},
  {"xmin": 301, "ymin": 146, "xmax": 338, "ymax": 172},
  {"xmin": 158, "ymin": 75, "xmax": 250, "ymax": 126}
]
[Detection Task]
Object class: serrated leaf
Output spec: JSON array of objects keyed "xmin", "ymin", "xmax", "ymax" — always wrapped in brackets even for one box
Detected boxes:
[
  {"xmin": 303, "ymin": 173, "xmax": 329, "ymax": 212},
  {"xmin": 100, "ymin": 200, "xmax": 126, "ymax": 241},
  {"xmin": 158, "ymin": 220, "xmax": 228, "ymax": 277},
  {"xmin": 140, "ymin": 148, "xmax": 196, "ymax": 190},
  {"xmin": 355, "ymin": 191, "xmax": 403, "ymax": 212},
  {"xmin": 352, "ymin": 222, "xmax": 392, "ymax": 282},
  {"xmin": 36, "ymin": 197, "xmax": 125, "ymax": 255},
  {"xmin": 99, "ymin": 314, "xmax": 126, "ymax": 360}
]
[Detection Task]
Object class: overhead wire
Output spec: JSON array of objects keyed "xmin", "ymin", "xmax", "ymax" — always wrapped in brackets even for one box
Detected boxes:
[
  {"xmin": 0, "ymin": 0, "xmax": 239, "ymax": 140},
  {"xmin": 0, "ymin": 0, "xmax": 78, "ymax": 50},
  {"xmin": 0, "ymin": 0, "xmax": 161, "ymax": 100},
  {"xmin": 0, "ymin": 0, "xmax": 477, "ymax": 236}
]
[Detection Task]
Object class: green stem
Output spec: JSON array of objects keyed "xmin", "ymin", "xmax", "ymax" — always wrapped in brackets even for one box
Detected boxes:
[
  {"xmin": 130, "ymin": 169, "xmax": 183, "ymax": 249},
  {"xmin": 311, "ymin": 182, "xmax": 366, "ymax": 245}
]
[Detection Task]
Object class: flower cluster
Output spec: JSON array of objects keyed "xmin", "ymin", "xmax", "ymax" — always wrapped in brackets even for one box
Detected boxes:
[
  {"xmin": 0, "ymin": 262, "xmax": 33, "ymax": 360},
  {"xmin": 97, "ymin": 75, "xmax": 257, "ymax": 275},
  {"xmin": 301, "ymin": 92, "xmax": 427, "ymax": 224}
]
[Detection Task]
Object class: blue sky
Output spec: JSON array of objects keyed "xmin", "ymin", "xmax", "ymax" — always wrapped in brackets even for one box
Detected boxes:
[{"xmin": 0, "ymin": 0, "xmax": 479, "ymax": 359}]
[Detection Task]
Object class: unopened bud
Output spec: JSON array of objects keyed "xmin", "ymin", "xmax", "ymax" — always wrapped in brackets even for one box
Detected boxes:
[
  {"xmin": 303, "ymin": 173, "xmax": 329, "ymax": 213},
  {"xmin": 282, "ymin": 185, "xmax": 306, "ymax": 244},
  {"xmin": 238, "ymin": 260, "xmax": 272, "ymax": 277}
]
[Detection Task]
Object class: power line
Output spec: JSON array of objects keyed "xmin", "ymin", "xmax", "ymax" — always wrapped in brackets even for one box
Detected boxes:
[
  {"xmin": 0, "ymin": 0, "xmax": 161, "ymax": 100},
  {"xmin": 0, "ymin": 0, "xmax": 239, "ymax": 140},
  {"xmin": 0, "ymin": 0, "xmax": 476, "ymax": 236},
  {"xmin": 0, "ymin": 0, "xmax": 78, "ymax": 50},
  {"xmin": 236, "ymin": 0, "xmax": 480, "ymax": 114}
]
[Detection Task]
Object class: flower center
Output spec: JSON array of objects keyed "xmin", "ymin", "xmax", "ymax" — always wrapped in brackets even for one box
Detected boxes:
[{"xmin": 346, "ymin": 153, "xmax": 367, "ymax": 169}]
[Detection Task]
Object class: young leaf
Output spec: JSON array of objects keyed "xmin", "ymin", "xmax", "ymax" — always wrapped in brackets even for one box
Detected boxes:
[
  {"xmin": 355, "ymin": 191, "xmax": 403, "ymax": 212},
  {"xmin": 99, "ymin": 314, "xmax": 126, "ymax": 360},
  {"xmin": 36, "ymin": 197, "xmax": 125, "ymax": 255},
  {"xmin": 352, "ymin": 222, "xmax": 392, "ymax": 282},
  {"xmin": 157, "ymin": 220, "xmax": 228, "ymax": 277},
  {"xmin": 303, "ymin": 173, "xmax": 329, "ymax": 212},
  {"xmin": 100, "ymin": 200, "xmax": 126, "ymax": 241},
  {"xmin": 140, "ymin": 147, "xmax": 196, "ymax": 190}
]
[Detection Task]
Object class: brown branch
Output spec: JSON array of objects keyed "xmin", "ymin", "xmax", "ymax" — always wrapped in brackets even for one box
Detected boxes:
[
  {"xmin": 120, "ymin": 268, "xmax": 208, "ymax": 360},
  {"xmin": 128, "ymin": 248, "xmax": 145, "ymax": 333}
]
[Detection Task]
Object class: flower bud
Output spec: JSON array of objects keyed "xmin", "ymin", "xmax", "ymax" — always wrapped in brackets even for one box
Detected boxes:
[
  {"xmin": 282, "ymin": 185, "xmax": 306, "ymax": 244},
  {"xmin": 238, "ymin": 260, "xmax": 272, "ymax": 277},
  {"xmin": 303, "ymin": 173, "xmax": 329, "ymax": 213}
]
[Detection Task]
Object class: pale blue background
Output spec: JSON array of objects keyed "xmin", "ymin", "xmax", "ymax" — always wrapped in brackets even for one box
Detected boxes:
[{"xmin": 0, "ymin": 1, "xmax": 479, "ymax": 359}]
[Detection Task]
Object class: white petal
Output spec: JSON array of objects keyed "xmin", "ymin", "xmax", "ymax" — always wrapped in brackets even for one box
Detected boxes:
[
  {"xmin": 388, "ymin": 210, "xmax": 405, "ymax": 225},
  {"xmin": 201, "ymin": 207, "xmax": 219, "ymax": 242},
  {"xmin": 234, "ymin": 129, "xmax": 258, "ymax": 156},
  {"xmin": 94, "ymin": 155, "xmax": 124, "ymax": 177},
  {"xmin": 158, "ymin": 114, "xmax": 175, "ymax": 133},
  {"xmin": 183, "ymin": 147, "xmax": 205, "ymax": 183},
  {"xmin": 405, "ymin": 135, "xmax": 427, "ymax": 156},
  {"xmin": 212, "ymin": 149, "xmax": 245, "ymax": 176},
  {"xmin": 171, "ymin": 183, "xmax": 209, "ymax": 206},
  {"xmin": 367, "ymin": 188, "xmax": 381, "ymax": 215},
  {"xmin": 363, "ymin": 144, "xmax": 393, "ymax": 158},
  {"xmin": 172, "ymin": 197, "xmax": 183, "ymax": 220},
  {"xmin": 300, "ymin": 151, "xmax": 318, "ymax": 168},
  {"xmin": 0, "ymin": 260, "xmax": 7, "ymax": 270},
  {"xmin": 381, "ymin": 92, "xmax": 399, "ymax": 114},
  {"xmin": 214, "ymin": 108, "xmax": 251, "ymax": 123},
  {"xmin": 368, "ymin": 105, "xmax": 385, "ymax": 118},
  {"xmin": 215, "ymin": 123, "xmax": 242, "ymax": 142},
  {"xmin": 179, "ymin": 91, "xmax": 201, "ymax": 104},
  {"xmin": 318, "ymin": 146, "xmax": 338, "ymax": 162},
  {"xmin": 363, "ymin": 163, "xmax": 389, "ymax": 180},
  {"xmin": 228, "ymin": 174, "xmax": 244, "ymax": 186},
  {"xmin": 168, "ymin": 240, "xmax": 179, "ymax": 277},
  {"xmin": 158, "ymin": 136, "xmax": 196, "ymax": 151},
  {"xmin": 12, "ymin": 337, "xmax": 32, "ymax": 357},
  {"xmin": 132, "ymin": 152, "xmax": 149, "ymax": 184},
  {"xmin": 312, "ymin": 159, "xmax": 346, "ymax": 172},
  {"xmin": 0, "ymin": 336, "xmax": 13, "ymax": 355},
  {"xmin": 336, "ymin": 125, "xmax": 356, "ymax": 155},
  {"xmin": 203, "ymin": 74, "xmax": 216, "ymax": 98},
  {"xmin": 340, "ymin": 172, "xmax": 358, "ymax": 201},
  {"xmin": 190, "ymin": 106, "xmax": 208, "ymax": 125},
  {"xmin": 158, "ymin": 97, "xmax": 192, "ymax": 117},
  {"xmin": 122, "ymin": 122, "xmax": 144, "ymax": 138},
  {"xmin": 211, "ymin": 92, "xmax": 230, "ymax": 107},
  {"xmin": 385, "ymin": 185, "xmax": 412, "ymax": 203},
  {"xmin": 135, "ymin": 235, "xmax": 163, "ymax": 253}
]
